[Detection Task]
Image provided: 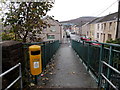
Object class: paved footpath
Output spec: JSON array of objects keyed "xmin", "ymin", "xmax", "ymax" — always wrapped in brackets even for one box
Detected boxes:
[{"xmin": 37, "ymin": 40, "xmax": 97, "ymax": 88}]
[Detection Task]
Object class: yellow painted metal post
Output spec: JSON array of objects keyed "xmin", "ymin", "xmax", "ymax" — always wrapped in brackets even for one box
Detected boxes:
[{"xmin": 29, "ymin": 45, "xmax": 42, "ymax": 75}]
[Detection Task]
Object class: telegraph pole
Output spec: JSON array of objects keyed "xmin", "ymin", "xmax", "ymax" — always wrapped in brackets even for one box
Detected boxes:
[{"xmin": 116, "ymin": 0, "xmax": 120, "ymax": 39}]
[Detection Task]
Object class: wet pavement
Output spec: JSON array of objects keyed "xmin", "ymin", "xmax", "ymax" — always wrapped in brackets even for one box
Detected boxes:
[{"xmin": 37, "ymin": 38, "xmax": 97, "ymax": 88}]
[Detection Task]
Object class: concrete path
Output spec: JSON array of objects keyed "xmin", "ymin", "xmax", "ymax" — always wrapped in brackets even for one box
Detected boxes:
[{"xmin": 37, "ymin": 39, "xmax": 97, "ymax": 88}]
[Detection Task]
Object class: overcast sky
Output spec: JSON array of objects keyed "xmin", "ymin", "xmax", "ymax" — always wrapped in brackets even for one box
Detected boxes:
[{"xmin": 47, "ymin": 0, "xmax": 119, "ymax": 21}]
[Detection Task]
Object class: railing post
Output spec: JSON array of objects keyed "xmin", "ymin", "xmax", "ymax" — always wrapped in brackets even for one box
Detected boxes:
[
  {"xmin": 98, "ymin": 44, "xmax": 104, "ymax": 88},
  {"xmin": 19, "ymin": 63, "xmax": 23, "ymax": 89},
  {"xmin": 87, "ymin": 43, "xmax": 90, "ymax": 71},
  {"xmin": 43, "ymin": 42, "xmax": 46, "ymax": 70},
  {"xmin": 105, "ymin": 46, "xmax": 113, "ymax": 89}
]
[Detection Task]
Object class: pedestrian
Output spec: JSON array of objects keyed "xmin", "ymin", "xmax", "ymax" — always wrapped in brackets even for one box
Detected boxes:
[{"xmin": 66, "ymin": 31, "xmax": 71, "ymax": 43}]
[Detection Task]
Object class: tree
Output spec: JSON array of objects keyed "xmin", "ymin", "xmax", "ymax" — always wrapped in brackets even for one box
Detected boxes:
[{"xmin": 4, "ymin": 1, "xmax": 53, "ymax": 42}]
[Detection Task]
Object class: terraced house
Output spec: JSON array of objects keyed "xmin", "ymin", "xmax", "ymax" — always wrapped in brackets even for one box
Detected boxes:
[
  {"xmin": 95, "ymin": 12, "xmax": 118, "ymax": 42},
  {"xmin": 81, "ymin": 12, "xmax": 119, "ymax": 43}
]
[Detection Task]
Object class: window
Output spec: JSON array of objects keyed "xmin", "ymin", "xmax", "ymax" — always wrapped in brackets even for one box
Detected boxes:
[
  {"xmin": 104, "ymin": 23, "xmax": 106, "ymax": 30},
  {"xmin": 50, "ymin": 26, "xmax": 56, "ymax": 32},
  {"xmin": 109, "ymin": 22, "xmax": 112, "ymax": 30},
  {"xmin": 103, "ymin": 34, "xmax": 105, "ymax": 42},
  {"xmin": 87, "ymin": 31, "xmax": 89, "ymax": 36},
  {"xmin": 97, "ymin": 33, "xmax": 99, "ymax": 38},
  {"xmin": 97, "ymin": 24, "xmax": 99, "ymax": 30},
  {"xmin": 101, "ymin": 24, "xmax": 103, "ymax": 30},
  {"xmin": 47, "ymin": 35, "xmax": 55, "ymax": 39},
  {"xmin": 108, "ymin": 34, "xmax": 112, "ymax": 41},
  {"xmin": 50, "ymin": 29, "xmax": 56, "ymax": 32}
]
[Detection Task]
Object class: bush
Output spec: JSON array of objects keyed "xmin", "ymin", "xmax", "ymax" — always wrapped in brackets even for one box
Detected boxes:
[{"xmin": 106, "ymin": 38, "xmax": 120, "ymax": 44}]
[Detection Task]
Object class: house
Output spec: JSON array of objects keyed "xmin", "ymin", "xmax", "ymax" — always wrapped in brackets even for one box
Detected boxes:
[
  {"xmin": 81, "ymin": 12, "xmax": 119, "ymax": 43},
  {"xmin": 89, "ymin": 17, "xmax": 104, "ymax": 40},
  {"xmin": 81, "ymin": 22, "xmax": 90, "ymax": 37},
  {"xmin": 41, "ymin": 16, "xmax": 63, "ymax": 42},
  {"xmin": 95, "ymin": 12, "xmax": 118, "ymax": 42},
  {"xmin": 70, "ymin": 25, "xmax": 80, "ymax": 34}
]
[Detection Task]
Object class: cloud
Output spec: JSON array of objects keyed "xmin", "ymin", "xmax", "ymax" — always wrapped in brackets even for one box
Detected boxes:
[{"xmin": 47, "ymin": 0, "xmax": 118, "ymax": 21}]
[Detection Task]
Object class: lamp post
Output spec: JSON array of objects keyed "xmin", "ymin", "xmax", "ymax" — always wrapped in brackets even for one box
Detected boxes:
[{"xmin": 116, "ymin": 0, "xmax": 120, "ymax": 39}]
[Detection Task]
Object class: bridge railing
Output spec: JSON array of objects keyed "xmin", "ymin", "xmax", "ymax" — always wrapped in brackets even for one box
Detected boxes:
[
  {"xmin": 23, "ymin": 40, "xmax": 60, "ymax": 70},
  {"xmin": 0, "ymin": 63, "xmax": 22, "ymax": 89},
  {"xmin": 72, "ymin": 39, "xmax": 120, "ymax": 90}
]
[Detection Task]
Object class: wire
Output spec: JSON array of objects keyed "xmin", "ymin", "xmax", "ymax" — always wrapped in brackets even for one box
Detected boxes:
[{"xmin": 96, "ymin": 0, "xmax": 118, "ymax": 17}]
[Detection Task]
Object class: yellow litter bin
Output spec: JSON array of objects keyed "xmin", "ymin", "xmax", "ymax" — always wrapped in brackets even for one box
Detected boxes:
[{"xmin": 29, "ymin": 45, "xmax": 42, "ymax": 75}]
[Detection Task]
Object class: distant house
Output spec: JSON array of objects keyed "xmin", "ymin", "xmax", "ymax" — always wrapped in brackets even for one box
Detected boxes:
[
  {"xmin": 61, "ymin": 17, "xmax": 96, "ymax": 35},
  {"xmin": 41, "ymin": 16, "xmax": 63, "ymax": 42},
  {"xmin": 81, "ymin": 12, "xmax": 119, "ymax": 43},
  {"xmin": 70, "ymin": 25, "xmax": 80, "ymax": 34},
  {"xmin": 81, "ymin": 22, "xmax": 90, "ymax": 37}
]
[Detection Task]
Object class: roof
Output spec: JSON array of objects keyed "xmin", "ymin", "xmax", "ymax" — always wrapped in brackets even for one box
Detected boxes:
[
  {"xmin": 43, "ymin": 16, "xmax": 62, "ymax": 25},
  {"xmin": 86, "ymin": 12, "xmax": 118, "ymax": 25},
  {"xmin": 98, "ymin": 12, "xmax": 118, "ymax": 22},
  {"xmin": 88, "ymin": 17, "xmax": 104, "ymax": 24}
]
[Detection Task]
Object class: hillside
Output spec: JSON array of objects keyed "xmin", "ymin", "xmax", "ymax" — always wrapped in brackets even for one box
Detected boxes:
[{"xmin": 60, "ymin": 16, "xmax": 97, "ymax": 26}]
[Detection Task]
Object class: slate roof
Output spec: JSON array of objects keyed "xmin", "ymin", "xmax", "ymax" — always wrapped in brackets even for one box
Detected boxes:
[
  {"xmin": 98, "ymin": 12, "xmax": 118, "ymax": 22},
  {"xmin": 87, "ymin": 12, "xmax": 118, "ymax": 25},
  {"xmin": 88, "ymin": 17, "xmax": 104, "ymax": 24}
]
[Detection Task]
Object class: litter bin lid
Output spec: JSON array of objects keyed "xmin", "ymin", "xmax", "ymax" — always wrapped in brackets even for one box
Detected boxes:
[{"xmin": 29, "ymin": 45, "xmax": 41, "ymax": 51}]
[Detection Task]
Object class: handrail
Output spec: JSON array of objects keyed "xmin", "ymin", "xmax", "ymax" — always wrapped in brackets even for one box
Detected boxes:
[
  {"xmin": 0, "ymin": 63, "xmax": 20, "ymax": 77},
  {"xmin": 74, "ymin": 39, "xmax": 120, "ymax": 47},
  {"xmin": 101, "ymin": 61, "xmax": 120, "ymax": 90},
  {"xmin": 22, "ymin": 40, "xmax": 59, "ymax": 49},
  {"xmin": 101, "ymin": 73, "xmax": 118, "ymax": 90},
  {"xmin": 0, "ymin": 63, "xmax": 23, "ymax": 90},
  {"xmin": 22, "ymin": 40, "xmax": 58, "ymax": 45},
  {"xmin": 102, "ymin": 61, "xmax": 120, "ymax": 74},
  {"xmin": 104, "ymin": 47, "xmax": 120, "ymax": 53}
]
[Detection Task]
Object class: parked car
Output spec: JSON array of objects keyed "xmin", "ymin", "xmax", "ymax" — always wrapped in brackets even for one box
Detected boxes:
[
  {"xmin": 91, "ymin": 40, "xmax": 101, "ymax": 46},
  {"xmin": 71, "ymin": 32, "xmax": 75, "ymax": 34},
  {"xmin": 80, "ymin": 36, "xmax": 91, "ymax": 41},
  {"xmin": 80, "ymin": 36, "xmax": 87, "ymax": 40},
  {"xmin": 85, "ymin": 38, "xmax": 91, "ymax": 41}
]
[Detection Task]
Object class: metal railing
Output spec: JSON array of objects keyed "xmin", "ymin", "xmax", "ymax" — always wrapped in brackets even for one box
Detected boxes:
[
  {"xmin": 100, "ymin": 61, "xmax": 120, "ymax": 90},
  {"xmin": 23, "ymin": 40, "xmax": 60, "ymax": 84},
  {"xmin": 71, "ymin": 39, "xmax": 120, "ymax": 90},
  {"xmin": 0, "ymin": 63, "xmax": 22, "ymax": 90},
  {"xmin": 23, "ymin": 40, "xmax": 60, "ymax": 70}
]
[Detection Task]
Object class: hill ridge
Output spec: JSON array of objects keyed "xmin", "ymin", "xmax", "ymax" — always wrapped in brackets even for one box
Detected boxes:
[{"xmin": 60, "ymin": 16, "xmax": 97, "ymax": 26}]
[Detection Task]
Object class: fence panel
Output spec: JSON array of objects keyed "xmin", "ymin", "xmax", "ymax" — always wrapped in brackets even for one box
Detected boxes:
[
  {"xmin": 23, "ymin": 40, "xmax": 60, "ymax": 70},
  {"xmin": 71, "ymin": 39, "xmax": 120, "ymax": 90}
]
